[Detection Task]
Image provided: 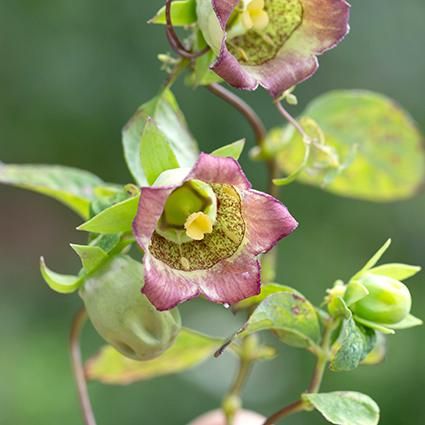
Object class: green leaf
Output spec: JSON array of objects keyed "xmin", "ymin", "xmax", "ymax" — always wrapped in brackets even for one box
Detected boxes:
[
  {"xmin": 354, "ymin": 239, "xmax": 392, "ymax": 278},
  {"xmin": 353, "ymin": 316, "xmax": 395, "ymax": 335},
  {"xmin": 86, "ymin": 328, "xmax": 222, "ymax": 385},
  {"xmin": 303, "ymin": 392, "xmax": 380, "ymax": 425},
  {"xmin": 386, "ymin": 314, "xmax": 423, "ymax": 330},
  {"xmin": 70, "ymin": 244, "xmax": 108, "ymax": 273},
  {"xmin": 77, "ymin": 195, "xmax": 139, "ymax": 234},
  {"xmin": 140, "ymin": 118, "xmax": 180, "ymax": 185},
  {"xmin": 238, "ymin": 292, "xmax": 321, "ymax": 350},
  {"xmin": 40, "ymin": 257, "xmax": 83, "ymax": 294},
  {"xmin": 331, "ymin": 318, "xmax": 376, "ymax": 372},
  {"xmin": 233, "ymin": 283, "xmax": 302, "ymax": 311},
  {"xmin": 344, "ymin": 281, "xmax": 369, "ymax": 306},
  {"xmin": 361, "ymin": 333, "xmax": 386, "ymax": 366},
  {"xmin": 123, "ymin": 90, "xmax": 198, "ymax": 185},
  {"xmin": 274, "ymin": 90, "xmax": 425, "ymax": 201},
  {"xmin": 0, "ymin": 164, "xmax": 103, "ymax": 219},
  {"xmin": 211, "ymin": 139, "xmax": 245, "ymax": 160},
  {"xmin": 149, "ymin": 0, "xmax": 197, "ymax": 26},
  {"xmin": 368, "ymin": 263, "xmax": 421, "ymax": 281}
]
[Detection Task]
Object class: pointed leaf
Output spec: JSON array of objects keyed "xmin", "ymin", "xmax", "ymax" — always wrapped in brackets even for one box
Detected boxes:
[
  {"xmin": 386, "ymin": 314, "xmax": 423, "ymax": 330},
  {"xmin": 77, "ymin": 195, "xmax": 139, "ymax": 234},
  {"xmin": 149, "ymin": 0, "xmax": 197, "ymax": 26},
  {"xmin": 86, "ymin": 328, "xmax": 222, "ymax": 385},
  {"xmin": 70, "ymin": 244, "xmax": 108, "ymax": 273},
  {"xmin": 274, "ymin": 90, "xmax": 425, "ymax": 201},
  {"xmin": 353, "ymin": 316, "xmax": 395, "ymax": 335},
  {"xmin": 140, "ymin": 118, "xmax": 180, "ymax": 185},
  {"xmin": 368, "ymin": 263, "xmax": 421, "ymax": 281},
  {"xmin": 211, "ymin": 139, "xmax": 245, "ymax": 160},
  {"xmin": 123, "ymin": 90, "xmax": 198, "ymax": 185},
  {"xmin": 331, "ymin": 318, "xmax": 376, "ymax": 372},
  {"xmin": 303, "ymin": 392, "xmax": 380, "ymax": 425},
  {"xmin": 0, "ymin": 164, "xmax": 103, "ymax": 218},
  {"xmin": 344, "ymin": 281, "xmax": 369, "ymax": 306},
  {"xmin": 40, "ymin": 257, "xmax": 83, "ymax": 294},
  {"xmin": 233, "ymin": 283, "xmax": 302, "ymax": 311},
  {"xmin": 353, "ymin": 239, "xmax": 391, "ymax": 279},
  {"xmin": 239, "ymin": 292, "xmax": 321, "ymax": 350}
]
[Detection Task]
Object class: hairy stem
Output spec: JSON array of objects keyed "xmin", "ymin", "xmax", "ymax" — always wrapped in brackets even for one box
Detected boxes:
[{"xmin": 70, "ymin": 308, "xmax": 97, "ymax": 425}]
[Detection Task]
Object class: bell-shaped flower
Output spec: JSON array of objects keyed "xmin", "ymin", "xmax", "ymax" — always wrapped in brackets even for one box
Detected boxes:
[
  {"xmin": 133, "ymin": 153, "xmax": 298, "ymax": 311},
  {"xmin": 196, "ymin": 0, "xmax": 351, "ymax": 98}
]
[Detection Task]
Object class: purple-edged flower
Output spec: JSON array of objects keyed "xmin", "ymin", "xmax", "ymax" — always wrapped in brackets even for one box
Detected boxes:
[
  {"xmin": 133, "ymin": 153, "xmax": 298, "ymax": 311},
  {"xmin": 196, "ymin": 0, "xmax": 350, "ymax": 98}
]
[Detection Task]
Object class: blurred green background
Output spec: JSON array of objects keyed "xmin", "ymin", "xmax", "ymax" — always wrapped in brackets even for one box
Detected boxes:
[{"xmin": 1, "ymin": 0, "xmax": 424, "ymax": 424}]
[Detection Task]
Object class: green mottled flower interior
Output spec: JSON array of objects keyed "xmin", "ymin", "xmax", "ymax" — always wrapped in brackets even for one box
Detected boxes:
[
  {"xmin": 227, "ymin": 0, "xmax": 303, "ymax": 66},
  {"xmin": 149, "ymin": 184, "xmax": 245, "ymax": 271}
]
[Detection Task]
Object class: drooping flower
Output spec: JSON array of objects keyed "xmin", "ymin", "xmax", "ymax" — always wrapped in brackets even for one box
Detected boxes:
[
  {"xmin": 196, "ymin": 0, "xmax": 351, "ymax": 98},
  {"xmin": 133, "ymin": 153, "xmax": 298, "ymax": 311}
]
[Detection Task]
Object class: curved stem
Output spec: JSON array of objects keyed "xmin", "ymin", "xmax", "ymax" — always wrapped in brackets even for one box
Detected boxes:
[
  {"xmin": 274, "ymin": 101, "xmax": 311, "ymax": 143},
  {"xmin": 165, "ymin": 0, "xmax": 210, "ymax": 59},
  {"xmin": 262, "ymin": 400, "xmax": 305, "ymax": 425},
  {"xmin": 207, "ymin": 83, "xmax": 267, "ymax": 144},
  {"xmin": 70, "ymin": 308, "xmax": 97, "ymax": 425}
]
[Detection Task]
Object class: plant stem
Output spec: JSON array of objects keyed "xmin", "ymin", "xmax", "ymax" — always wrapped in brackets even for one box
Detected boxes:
[
  {"xmin": 70, "ymin": 308, "xmax": 97, "ymax": 425},
  {"xmin": 274, "ymin": 101, "xmax": 311, "ymax": 143},
  {"xmin": 223, "ymin": 336, "xmax": 255, "ymax": 425},
  {"xmin": 262, "ymin": 318, "xmax": 336, "ymax": 425},
  {"xmin": 207, "ymin": 83, "xmax": 267, "ymax": 144}
]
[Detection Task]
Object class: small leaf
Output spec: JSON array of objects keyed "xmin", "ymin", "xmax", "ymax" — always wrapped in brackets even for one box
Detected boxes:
[
  {"xmin": 40, "ymin": 257, "xmax": 83, "ymax": 294},
  {"xmin": 233, "ymin": 283, "xmax": 302, "ymax": 311},
  {"xmin": 386, "ymin": 314, "xmax": 423, "ymax": 330},
  {"xmin": 149, "ymin": 0, "xmax": 197, "ymax": 26},
  {"xmin": 123, "ymin": 90, "xmax": 198, "ymax": 185},
  {"xmin": 77, "ymin": 195, "xmax": 140, "ymax": 234},
  {"xmin": 368, "ymin": 263, "xmax": 421, "ymax": 281},
  {"xmin": 344, "ymin": 281, "xmax": 369, "ymax": 306},
  {"xmin": 331, "ymin": 318, "xmax": 376, "ymax": 372},
  {"xmin": 86, "ymin": 328, "xmax": 222, "ymax": 385},
  {"xmin": 70, "ymin": 244, "xmax": 108, "ymax": 273},
  {"xmin": 303, "ymin": 391, "xmax": 380, "ymax": 425},
  {"xmin": 274, "ymin": 90, "xmax": 425, "ymax": 201},
  {"xmin": 353, "ymin": 316, "xmax": 395, "ymax": 335},
  {"xmin": 0, "ymin": 164, "xmax": 103, "ymax": 219},
  {"xmin": 211, "ymin": 139, "xmax": 245, "ymax": 160},
  {"xmin": 239, "ymin": 292, "xmax": 321, "ymax": 350},
  {"xmin": 140, "ymin": 118, "xmax": 180, "ymax": 185},
  {"xmin": 356, "ymin": 239, "xmax": 392, "ymax": 276},
  {"xmin": 361, "ymin": 333, "xmax": 386, "ymax": 366}
]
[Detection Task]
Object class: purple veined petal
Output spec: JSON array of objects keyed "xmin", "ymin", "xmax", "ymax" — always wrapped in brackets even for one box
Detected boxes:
[
  {"xmin": 187, "ymin": 152, "xmax": 252, "ymax": 189},
  {"xmin": 210, "ymin": 0, "xmax": 350, "ymax": 98},
  {"xmin": 212, "ymin": 0, "xmax": 239, "ymax": 29},
  {"xmin": 199, "ymin": 253, "xmax": 261, "ymax": 304},
  {"xmin": 142, "ymin": 255, "xmax": 200, "ymax": 311},
  {"xmin": 133, "ymin": 186, "xmax": 176, "ymax": 250},
  {"xmin": 243, "ymin": 189, "xmax": 298, "ymax": 255}
]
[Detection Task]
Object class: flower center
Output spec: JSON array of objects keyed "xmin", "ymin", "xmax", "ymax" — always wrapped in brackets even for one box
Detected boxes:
[
  {"xmin": 241, "ymin": 0, "xmax": 270, "ymax": 32},
  {"xmin": 227, "ymin": 0, "xmax": 303, "ymax": 66},
  {"xmin": 149, "ymin": 184, "xmax": 245, "ymax": 271},
  {"xmin": 157, "ymin": 180, "xmax": 217, "ymax": 243}
]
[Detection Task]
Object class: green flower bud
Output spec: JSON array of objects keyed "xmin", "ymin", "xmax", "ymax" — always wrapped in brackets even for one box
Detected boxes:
[
  {"xmin": 350, "ymin": 273, "xmax": 412, "ymax": 325},
  {"xmin": 79, "ymin": 255, "xmax": 181, "ymax": 361}
]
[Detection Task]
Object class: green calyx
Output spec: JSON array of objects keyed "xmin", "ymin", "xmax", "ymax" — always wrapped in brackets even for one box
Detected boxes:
[
  {"xmin": 80, "ymin": 255, "xmax": 182, "ymax": 361},
  {"xmin": 157, "ymin": 179, "xmax": 217, "ymax": 243},
  {"xmin": 349, "ymin": 274, "xmax": 412, "ymax": 325}
]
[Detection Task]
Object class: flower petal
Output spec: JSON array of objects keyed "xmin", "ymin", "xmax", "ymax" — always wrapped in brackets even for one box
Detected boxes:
[
  {"xmin": 132, "ymin": 186, "xmax": 176, "ymax": 250},
  {"xmin": 187, "ymin": 152, "xmax": 251, "ymax": 189},
  {"xmin": 212, "ymin": 0, "xmax": 239, "ymax": 29},
  {"xmin": 142, "ymin": 255, "xmax": 200, "ymax": 311},
  {"xmin": 210, "ymin": 0, "xmax": 350, "ymax": 98},
  {"xmin": 243, "ymin": 189, "xmax": 298, "ymax": 255},
  {"xmin": 199, "ymin": 253, "xmax": 261, "ymax": 304}
]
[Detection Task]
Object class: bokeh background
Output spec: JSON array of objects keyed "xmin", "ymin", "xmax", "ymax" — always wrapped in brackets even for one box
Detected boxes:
[{"xmin": 1, "ymin": 0, "xmax": 424, "ymax": 424}]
